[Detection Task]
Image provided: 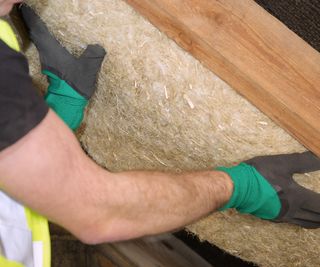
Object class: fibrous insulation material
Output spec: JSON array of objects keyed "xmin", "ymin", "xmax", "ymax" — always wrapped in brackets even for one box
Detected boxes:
[{"xmin": 23, "ymin": 0, "xmax": 320, "ymax": 266}]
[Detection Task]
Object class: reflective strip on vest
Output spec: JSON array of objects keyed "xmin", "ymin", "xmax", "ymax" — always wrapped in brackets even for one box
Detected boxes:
[
  {"xmin": 0, "ymin": 192, "xmax": 51, "ymax": 267},
  {"xmin": 0, "ymin": 19, "xmax": 51, "ymax": 267},
  {"xmin": 0, "ymin": 192, "xmax": 34, "ymax": 267}
]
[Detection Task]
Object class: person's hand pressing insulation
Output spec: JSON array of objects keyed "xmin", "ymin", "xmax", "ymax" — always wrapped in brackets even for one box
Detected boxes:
[
  {"xmin": 20, "ymin": 4, "xmax": 106, "ymax": 130},
  {"xmin": 218, "ymin": 152, "xmax": 320, "ymax": 228}
]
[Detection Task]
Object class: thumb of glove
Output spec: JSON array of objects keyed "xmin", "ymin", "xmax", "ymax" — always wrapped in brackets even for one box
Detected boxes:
[
  {"xmin": 80, "ymin": 44, "xmax": 107, "ymax": 60},
  {"xmin": 71, "ymin": 44, "xmax": 106, "ymax": 99}
]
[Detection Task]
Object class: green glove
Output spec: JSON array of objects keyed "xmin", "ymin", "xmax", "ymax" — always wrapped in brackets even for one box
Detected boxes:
[
  {"xmin": 20, "ymin": 5, "xmax": 106, "ymax": 130},
  {"xmin": 218, "ymin": 152, "xmax": 320, "ymax": 228},
  {"xmin": 217, "ymin": 163, "xmax": 281, "ymax": 220},
  {"xmin": 43, "ymin": 71, "xmax": 88, "ymax": 130}
]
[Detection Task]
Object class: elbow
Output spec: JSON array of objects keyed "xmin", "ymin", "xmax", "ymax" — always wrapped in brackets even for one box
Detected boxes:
[
  {"xmin": 71, "ymin": 220, "xmax": 134, "ymax": 245},
  {"xmin": 73, "ymin": 223, "xmax": 112, "ymax": 245},
  {"xmin": 75, "ymin": 230, "xmax": 102, "ymax": 245}
]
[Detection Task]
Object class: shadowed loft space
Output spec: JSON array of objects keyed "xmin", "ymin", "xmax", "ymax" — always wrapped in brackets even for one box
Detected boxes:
[{"xmin": 255, "ymin": 0, "xmax": 320, "ymax": 52}]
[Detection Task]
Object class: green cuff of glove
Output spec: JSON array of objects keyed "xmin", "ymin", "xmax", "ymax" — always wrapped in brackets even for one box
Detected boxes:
[
  {"xmin": 217, "ymin": 163, "xmax": 281, "ymax": 220},
  {"xmin": 43, "ymin": 70, "xmax": 88, "ymax": 130}
]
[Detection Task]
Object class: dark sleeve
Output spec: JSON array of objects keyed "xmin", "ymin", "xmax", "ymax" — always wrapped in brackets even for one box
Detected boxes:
[{"xmin": 0, "ymin": 39, "xmax": 48, "ymax": 151}]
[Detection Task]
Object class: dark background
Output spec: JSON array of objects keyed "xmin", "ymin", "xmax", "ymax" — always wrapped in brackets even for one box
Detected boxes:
[{"xmin": 255, "ymin": 0, "xmax": 320, "ymax": 52}]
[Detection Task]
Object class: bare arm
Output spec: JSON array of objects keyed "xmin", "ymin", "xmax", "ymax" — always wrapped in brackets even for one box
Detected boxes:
[{"xmin": 0, "ymin": 110, "xmax": 233, "ymax": 244}]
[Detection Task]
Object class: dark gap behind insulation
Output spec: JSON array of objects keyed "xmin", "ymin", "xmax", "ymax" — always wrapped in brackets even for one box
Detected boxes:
[{"xmin": 255, "ymin": 0, "xmax": 320, "ymax": 52}]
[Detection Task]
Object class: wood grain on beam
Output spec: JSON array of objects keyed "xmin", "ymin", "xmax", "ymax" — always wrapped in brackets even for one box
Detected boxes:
[{"xmin": 125, "ymin": 0, "xmax": 320, "ymax": 156}]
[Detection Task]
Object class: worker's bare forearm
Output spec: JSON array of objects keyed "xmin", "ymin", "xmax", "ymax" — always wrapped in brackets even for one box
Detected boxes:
[
  {"xmin": 0, "ymin": 110, "xmax": 233, "ymax": 244},
  {"xmin": 91, "ymin": 169, "xmax": 233, "ymax": 242}
]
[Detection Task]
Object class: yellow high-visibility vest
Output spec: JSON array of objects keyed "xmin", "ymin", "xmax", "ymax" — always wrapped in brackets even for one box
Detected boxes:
[{"xmin": 0, "ymin": 19, "xmax": 51, "ymax": 267}]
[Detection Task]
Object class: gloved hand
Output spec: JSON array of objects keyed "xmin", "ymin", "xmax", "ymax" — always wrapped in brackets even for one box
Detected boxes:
[
  {"xmin": 218, "ymin": 152, "xmax": 320, "ymax": 228},
  {"xmin": 20, "ymin": 4, "xmax": 106, "ymax": 130}
]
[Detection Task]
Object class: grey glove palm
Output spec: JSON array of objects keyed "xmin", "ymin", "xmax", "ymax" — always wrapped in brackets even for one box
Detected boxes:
[{"xmin": 246, "ymin": 152, "xmax": 320, "ymax": 228}]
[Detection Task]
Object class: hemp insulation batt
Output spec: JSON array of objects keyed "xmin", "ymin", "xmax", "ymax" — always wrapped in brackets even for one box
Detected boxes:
[{"xmin": 23, "ymin": 0, "xmax": 320, "ymax": 266}]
